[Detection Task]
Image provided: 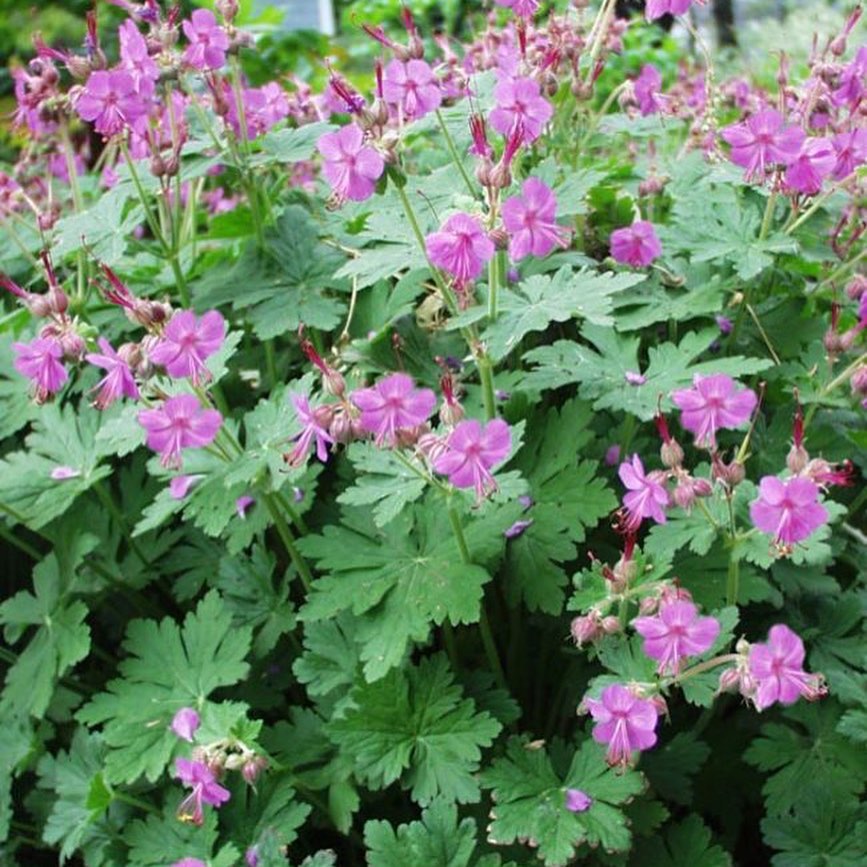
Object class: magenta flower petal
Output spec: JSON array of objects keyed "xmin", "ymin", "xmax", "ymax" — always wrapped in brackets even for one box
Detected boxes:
[
  {"xmin": 633, "ymin": 599, "xmax": 720, "ymax": 674},
  {"xmin": 138, "ymin": 394, "xmax": 222, "ymax": 469},
  {"xmin": 721, "ymin": 109, "xmax": 804, "ymax": 181},
  {"xmin": 13, "ymin": 337, "xmax": 68, "ymax": 400},
  {"xmin": 501, "ymin": 177, "xmax": 570, "ymax": 262},
  {"xmin": 351, "ymin": 373, "xmax": 436, "ymax": 446},
  {"xmin": 618, "ymin": 454, "xmax": 669, "ymax": 531},
  {"xmin": 433, "ymin": 418, "xmax": 511, "ymax": 500},
  {"xmin": 171, "ymin": 707, "xmax": 201, "ymax": 742},
  {"xmin": 749, "ymin": 476, "xmax": 828, "ymax": 545},
  {"xmin": 610, "ymin": 221, "xmax": 662, "ymax": 268},
  {"xmin": 489, "ymin": 77, "xmax": 552, "ymax": 144},
  {"xmin": 317, "ymin": 124, "xmax": 384, "ymax": 203},
  {"xmin": 149, "ymin": 309, "xmax": 226, "ymax": 386},
  {"xmin": 671, "ymin": 373, "xmax": 757, "ymax": 448},
  {"xmin": 382, "ymin": 58, "xmax": 442, "ymax": 120},
  {"xmin": 583, "ymin": 684, "xmax": 659, "ymax": 766},
  {"xmin": 426, "ymin": 213, "xmax": 494, "ymax": 285},
  {"xmin": 748, "ymin": 624, "xmax": 825, "ymax": 710}
]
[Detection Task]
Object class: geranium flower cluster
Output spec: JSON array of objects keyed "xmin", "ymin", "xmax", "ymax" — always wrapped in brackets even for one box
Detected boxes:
[
  {"xmin": 286, "ymin": 338, "xmax": 511, "ymax": 503},
  {"xmin": 574, "ymin": 583, "xmax": 825, "ymax": 768},
  {"xmin": 613, "ymin": 374, "xmax": 851, "ymax": 554}
]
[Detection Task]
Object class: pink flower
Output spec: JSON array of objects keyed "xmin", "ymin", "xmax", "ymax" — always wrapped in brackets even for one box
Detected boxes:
[
  {"xmin": 286, "ymin": 394, "xmax": 334, "ymax": 466},
  {"xmin": 610, "ymin": 221, "xmax": 662, "ymax": 268},
  {"xmin": 75, "ymin": 70, "xmax": 148, "ymax": 138},
  {"xmin": 494, "ymin": 0, "xmax": 541, "ymax": 17},
  {"xmin": 137, "ymin": 394, "xmax": 222, "ymax": 469},
  {"xmin": 317, "ymin": 124, "xmax": 384, "ymax": 203},
  {"xmin": 671, "ymin": 373, "xmax": 757, "ymax": 448},
  {"xmin": 382, "ymin": 59, "xmax": 442, "ymax": 120},
  {"xmin": 119, "ymin": 19, "xmax": 159, "ymax": 89},
  {"xmin": 175, "ymin": 757, "xmax": 230, "ymax": 825},
  {"xmin": 748, "ymin": 624, "xmax": 826, "ymax": 710},
  {"xmin": 85, "ymin": 338, "xmax": 140, "ymax": 410},
  {"xmin": 634, "ymin": 65, "xmax": 665, "ymax": 116},
  {"xmin": 425, "ymin": 213, "xmax": 495, "ymax": 286},
  {"xmin": 171, "ymin": 707, "xmax": 201, "ymax": 742},
  {"xmin": 784, "ymin": 137, "xmax": 837, "ymax": 195},
  {"xmin": 633, "ymin": 599, "xmax": 720, "ymax": 675},
  {"xmin": 182, "ymin": 9, "xmax": 229, "ymax": 70},
  {"xmin": 646, "ymin": 0, "xmax": 693, "ymax": 20},
  {"xmin": 833, "ymin": 46, "xmax": 867, "ymax": 107},
  {"xmin": 618, "ymin": 454, "xmax": 669, "ymax": 531},
  {"xmin": 749, "ymin": 476, "xmax": 829, "ymax": 545},
  {"xmin": 830, "ymin": 129, "xmax": 867, "ymax": 181},
  {"xmin": 149, "ymin": 310, "xmax": 226, "ymax": 386},
  {"xmin": 173, "ymin": 860, "xmax": 207, "ymax": 867},
  {"xmin": 721, "ymin": 109, "xmax": 804, "ymax": 181},
  {"xmin": 433, "ymin": 418, "xmax": 511, "ymax": 500},
  {"xmin": 583, "ymin": 684, "xmax": 659, "ymax": 767},
  {"xmin": 13, "ymin": 337, "xmax": 68, "ymax": 400},
  {"xmin": 351, "ymin": 373, "xmax": 436, "ymax": 446},
  {"xmin": 489, "ymin": 77, "xmax": 553, "ymax": 144},
  {"xmin": 501, "ymin": 177, "xmax": 570, "ymax": 261},
  {"xmin": 565, "ymin": 788, "xmax": 592, "ymax": 813}
]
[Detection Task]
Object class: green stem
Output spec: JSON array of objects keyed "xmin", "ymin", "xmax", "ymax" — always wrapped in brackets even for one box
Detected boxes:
[
  {"xmin": 264, "ymin": 339, "xmax": 278, "ymax": 390},
  {"xmin": 264, "ymin": 494, "xmax": 313, "ymax": 592},
  {"xmin": 759, "ymin": 190, "xmax": 779, "ymax": 241},
  {"xmin": 275, "ymin": 490, "xmax": 310, "ymax": 535},
  {"xmin": 120, "ymin": 141, "xmax": 166, "ymax": 249},
  {"xmin": 435, "ymin": 109, "xmax": 476, "ymax": 198},
  {"xmin": 804, "ymin": 350, "xmax": 867, "ymax": 427},
  {"xmin": 169, "ymin": 255, "xmax": 191, "ymax": 308},
  {"xmin": 726, "ymin": 552, "xmax": 740, "ymax": 607},
  {"xmin": 666, "ymin": 653, "xmax": 740, "ymax": 687},
  {"xmin": 477, "ymin": 355, "xmax": 497, "ymax": 421},
  {"xmin": 0, "ymin": 521, "xmax": 41, "ymax": 560},
  {"xmin": 447, "ymin": 505, "xmax": 507, "ymax": 691},
  {"xmin": 487, "ymin": 251, "xmax": 500, "ymax": 323},
  {"xmin": 111, "ymin": 790, "xmax": 159, "ymax": 815}
]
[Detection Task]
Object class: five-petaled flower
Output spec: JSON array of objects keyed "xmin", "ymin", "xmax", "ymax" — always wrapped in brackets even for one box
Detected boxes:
[
  {"xmin": 747, "ymin": 624, "xmax": 826, "ymax": 710},
  {"xmin": 75, "ymin": 70, "xmax": 148, "ymax": 138},
  {"xmin": 13, "ymin": 336, "xmax": 68, "ymax": 401},
  {"xmin": 137, "ymin": 394, "xmax": 222, "ymax": 469},
  {"xmin": 582, "ymin": 683, "xmax": 660, "ymax": 767},
  {"xmin": 286, "ymin": 394, "xmax": 335, "ymax": 466},
  {"xmin": 749, "ymin": 475, "xmax": 829, "ymax": 546},
  {"xmin": 618, "ymin": 454, "xmax": 669, "ymax": 530},
  {"xmin": 501, "ymin": 177, "xmax": 570, "ymax": 262},
  {"xmin": 489, "ymin": 76, "xmax": 553, "ymax": 144},
  {"xmin": 721, "ymin": 109, "xmax": 804, "ymax": 181},
  {"xmin": 671, "ymin": 373, "xmax": 757, "ymax": 449},
  {"xmin": 426, "ymin": 213, "xmax": 495, "ymax": 286},
  {"xmin": 85, "ymin": 338, "xmax": 139, "ymax": 410},
  {"xmin": 610, "ymin": 221, "xmax": 662, "ymax": 268},
  {"xmin": 646, "ymin": 0, "xmax": 694, "ymax": 20},
  {"xmin": 149, "ymin": 309, "xmax": 226, "ymax": 386},
  {"xmin": 382, "ymin": 59, "xmax": 442, "ymax": 120},
  {"xmin": 317, "ymin": 124, "xmax": 385, "ymax": 203},
  {"xmin": 351, "ymin": 373, "xmax": 436, "ymax": 447},
  {"xmin": 433, "ymin": 418, "xmax": 511, "ymax": 501},
  {"xmin": 182, "ymin": 9, "xmax": 229, "ymax": 70},
  {"xmin": 175, "ymin": 757, "xmax": 230, "ymax": 825},
  {"xmin": 633, "ymin": 598, "xmax": 721, "ymax": 675}
]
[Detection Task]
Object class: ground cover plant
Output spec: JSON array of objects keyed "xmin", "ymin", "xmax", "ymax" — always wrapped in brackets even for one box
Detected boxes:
[{"xmin": 0, "ymin": 0, "xmax": 865, "ymax": 864}]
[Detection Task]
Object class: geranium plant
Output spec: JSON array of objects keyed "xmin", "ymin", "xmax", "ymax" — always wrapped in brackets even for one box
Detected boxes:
[{"xmin": 0, "ymin": 1, "xmax": 865, "ymax": 865}]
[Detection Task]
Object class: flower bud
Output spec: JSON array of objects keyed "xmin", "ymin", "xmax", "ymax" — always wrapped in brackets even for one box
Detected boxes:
[
  {"xmin": 489, "ymin": 162, "xmax": 513, "ymax": 189},
  {"xmin": 570, "ymin": 612, "xmax": 602, "ymax": 647},
  {"xmin": 216, "ymin": 0, "xmax": 240, "ymax": 22},
  {"xmin": 717, "ymin": 667, "xmax": 741, "ymax": 694},
  {"xmin": 600, "ymin": 615, "xmax": 621, "ymax": 635},
  {"xmin": 439, "ymin": 398, "xmax": 464, "ymax": 427},
  {"xmin": 611, "ymin": 555, "xmax": 637, "ymax": 590},
  {"xmin": 845, "ymin": 275, "xmax": 867, "ymax": 300},
  {"xmin": 242, "ymin": 755, "xmax": 268, "ymax": 785},
  {"xmin": 48, "ymin": 285, "xmax": 69, "ymax": 316},
  {"xmin": 660, "ymin": 437, "xmax": 684, "ymax": 469},
  {"xmin": 786, "ymin": 443, "xmax": 810, "ymax": 474},
  {"xmin": 829, "ymin": 35, "xmax": 847, "ymax": 56},
  {"xmin": 322, "ymin": 368, "xmax": 346, "ymax": 398},
  {"xmin": 329, "ymin": 410, "xmax": 355, "ymax": 445},
  {"xmin": 851, "ymin": 365, "xmax": 867, "ymax": 395},
  {"xmin": 57, "ymin": 329, "xmax": 86, "ymax": 361}
]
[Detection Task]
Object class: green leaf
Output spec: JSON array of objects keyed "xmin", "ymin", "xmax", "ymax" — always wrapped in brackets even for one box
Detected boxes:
[
  {"xmin": 522, "ymin": 325, "xmax": 772, "ymax": 421},
  {"xmin": 328, "ymin": 654, "xmax": 501, "ymax": 805},
  {"xmin": 125, "ymin": 810, "xmax": 223, "ymax": 867},
  {"xmin": 641, "ymin": 733, "xmax": 710, "ymax": 805},
  {"xmin": 478, "ymin": 267, "xmax": 644, "ymax": 361},
  {"xmin": 761, "ymin": 791, "xmax": 867, "ymax": 867},
  {"xmin": 504, "ymin": 401, "xmax": 616, "ymax": 614},
  {"xmin": 36, "ymin": 729, "xmax": 116, "ymax": 864},
  {"xmin": 299, "ymin": 504, "xmax": 515, "ymax": 681},
  {"xmin": 364, "ymin": 797, "xmax": 480, "ymax": 867},
  {"xmin": 0, "ymin": 712, "xmax": 32, "ymax": 841},
  {"xmin": 337, "ymin": 442, "xmax": 427, "ymax": 527},
  {"xmin": 258, "ymin": 122, "xmax": 336, "ymax": 164},
  {"xmin": 0, "ymin": 553, "xmax": 90, "ymax": 718},
  {"xmin": 0, "ymin": 403, "xmax": 112, "ymax": 529},
  {"xmin": 481, "ymin": 738, "xmax": 645, "ymax": 866},
  {"xmin": 630, "ymin": 815, "xmax": 733, "ymax": 867},
  {"xmin": 293, "ymin": 614, "xmax": 360, "ymax": 700},
  {"xmin": 743, "ymin": 702, "xmax": 867, "ymax": 817},
  {"xmin": 77, "ymin": 591, "xmax": 252, "ymax": 784}
]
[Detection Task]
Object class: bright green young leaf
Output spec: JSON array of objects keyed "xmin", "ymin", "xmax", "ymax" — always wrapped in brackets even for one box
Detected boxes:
[
  {"xmin": 481, "ymin": 738, "xmax": 645, "ymax": 866},
  {"xmin": 328, "ymin": 654, "xmax": 501, "ymax": 805},
  {"xmin": 77, "ymin": 591, "xmax": 252, "ymax": 784}
]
